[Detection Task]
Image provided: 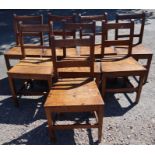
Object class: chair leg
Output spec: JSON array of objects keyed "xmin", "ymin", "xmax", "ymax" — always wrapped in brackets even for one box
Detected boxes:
[
  {"xmin": 45, "ymin": 109, "xmax": 56, "ymax": 142},
  {"xmin": 144, "ymin": 55, "xmax": 152, "ymax": 83},
  {"xmin": 8, "ymin": 76, "xmax": 19, "ymax": 107},
  {"xmin": 95, "ymin": 74, "xmax": 100, "ymax": 87},
  {"xmin": 47, "ymin": 77, "xmax": 52, "ymax": 90},
  {"xmin": 97, "ymin": 107, "xmax": 103, "ymax": 143},
  {"xmin": 101, "ymin": 75, "xmax": 107, "ymax": 99},
  {"xmin": 4, "ymin": 55, "xmax": 11, "ymax": 70},
  {"xmin": 135, "ymin": 75, "xmax": 145, "ymax": 104}
]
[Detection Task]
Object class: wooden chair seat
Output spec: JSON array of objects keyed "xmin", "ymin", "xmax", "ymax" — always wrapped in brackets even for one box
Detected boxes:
[
  {"xmin": 115, "ymin": 44, "xmax": 152, "ymax": 83},
  {"xmin": 44, "ymin": 78, "xmax": 104, "ymax": 142},
  {"xmin": 8, "ymin": 57, "xmax": 53, "ymax": 78},
  {"xmin": 45, "ymin": 78, "xmax": 104, "ymax": 109},
  {"xmin": 79, "ymin": 45, "xmax": 117, "ymax": 56},
  {"xmin": 59, "ymin": 61, "xmax": 100, "ymax": 73},
  {"xmin": 101, "ymin": 56, "xmax": 146, "ymax": 74},
  {"xmin": 5, "ymin": 46, "xmax": 51, "ymax": 58},
  {"xmin": 116, "ymin": 44, "xmax": 152, "ymax": 56}
]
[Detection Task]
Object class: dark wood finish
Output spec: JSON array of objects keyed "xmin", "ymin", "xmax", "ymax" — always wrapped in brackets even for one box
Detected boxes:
[
  {"xmin": 78, "ymin": 13, "xmax": 116, "ymax": 56},
  {"xmin": 101, "ymin": 21, "xmax": 134, "ymax": 58},
  {"xmin": 79, "ymin": 13, "xmax": 108, "ymax": 36},
  {"xmin": 100, "ymin": 22, "xmax": 146, "ymax": 104},
  {"xmin": 115, "ymin": 12, "xmax": 145, "ymax": 45},
  {"xmin": 115, "ymin": 12, "xmax": 153, "ymax": 83},
  {"xmin": 44, "ymin": 36, "xmax": 104, "ymax": 143},
  {"xmin": 13, "ymin": 14, "xmax": 43, "ymax": 46},
  {"xmin": 48, "ymin": 14, "xmax": 77, "ymax": 57},
  {"xmin": 48, "ymin": 13, "xmax": 76, "ymax": 37},
  {"xmin": 58, "ymin": 22, "xmax": 101, "ymax": 85},
  {"xmin": 19, "ymin": 22, "xmax": 53, "ymax": 58}
]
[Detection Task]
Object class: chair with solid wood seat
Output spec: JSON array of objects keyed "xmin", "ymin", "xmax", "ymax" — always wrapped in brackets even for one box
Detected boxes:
[
  {"xmin": 4, "ymin": 15, "xmax": 44, "ymax": 70},
  {"xmin": 7, "ymin": 23, "xmax": 53, "ymax": 106},
  {"xmin": 115, "ymin": 12, "xmax": 153, "ymax": 83},
  {"xmin": 44, "ymin": 35, "xmax": 104, "ymax": 143},
  {"xmin": 101, "ymin": 21, "xmax": 146, "ymax": 104}
]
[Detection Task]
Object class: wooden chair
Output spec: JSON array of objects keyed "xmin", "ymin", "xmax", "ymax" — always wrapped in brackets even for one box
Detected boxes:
[
  {"xmin": 101, "ymin": 21, "xmax": 146, "ymax": 104},
  {"xmin": 4, "ymin": 15, "xmax": 44, "ymax": 70},
  {"xmin": 44, "ymin": 35, "xmax": 104, "ymax": 143},
  {"xmin": 7, "ymin": 23, "xmax": 53, "ymax": 107},
  {"xmin": 58, "ymin": 22, "xmax": 101, "ymax": 86},
  {"xmin": 115, "ymin": 12, "xmax": 153, "ymax": 83}
]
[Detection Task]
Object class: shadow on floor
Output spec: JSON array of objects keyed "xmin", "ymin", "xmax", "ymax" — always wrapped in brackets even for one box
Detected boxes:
[
  {"xmin": 0, "ymin": 90, "xmax": 137, "ymax": 144},
  {"xmin": 104, "ymin": 93, "xmax": 137, "ymax": 117}
]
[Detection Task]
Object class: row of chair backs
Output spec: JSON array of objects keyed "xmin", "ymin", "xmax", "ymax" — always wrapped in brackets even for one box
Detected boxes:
[
  {"xmin": 115, "ymin": 12, "xmax": 145, "ymax": 45},
  {"xmin": 18, "ymin": 20, "xmax": 134, "ymax": 58},
  {"xmin": 14, "ymin": 13, "xmax": 108, "ymax": 45}
]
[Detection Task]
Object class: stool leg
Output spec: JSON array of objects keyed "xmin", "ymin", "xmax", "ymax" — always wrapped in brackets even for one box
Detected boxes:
[{"xmin": 135, "ymin": 75, "xmax": 145, "ymax": 104}]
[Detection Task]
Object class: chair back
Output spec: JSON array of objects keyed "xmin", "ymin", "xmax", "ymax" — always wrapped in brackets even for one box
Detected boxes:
[
  {"xmin": 50, "ymin": 35, "xmax": 95, "ymax": 79},
  {"xmin": 13, "ymin": 14, "xmax": 43, "ymax": 46},
  {"xmin": 61, "ymin": 22, "xmax": 95, "ymax": 57},
  {"xmin": 115, "ymin": 12, "xmax": 145, "ymax": 45},
  {"xmin": 79, "ymin": 13, "xmax": 108, "ymax": 40},
  {"xmin": 19, "ymin": 22, "xmax": 53, "ymax": 58},
  {"xmin": 101, "ymin": 21, "xmax": 134, "ymax": 57},
  {"xmin": 48, "ymin": 13, "xmax": 76, "ymax": 37}
]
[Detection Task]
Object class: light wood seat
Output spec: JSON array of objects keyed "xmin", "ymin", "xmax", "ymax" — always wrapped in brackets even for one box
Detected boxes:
[
  {"xmin": 8, "ymin": 57, "xmax": 53, "ymax": 77},
  {"xmin": 45, "ymin": 78, "xmax": 103, "ymax": 108},
  {"xmin": 4, "ymin": 46, "xmax": 65, "ymax": 58},
  {"xmin": 80, "ymin": 45, "xmax": 117, "ymax": 57},
  {"xmin": 101, "ymin": 57, "xmax": 146, "ymax": 74},
  {"xmin": 115, "ymin": 44, "xmax": 152, "ymax": 56},
  {"xmin": 4, "ymin": 47, "xmax": 51, "ymax": 59}
]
